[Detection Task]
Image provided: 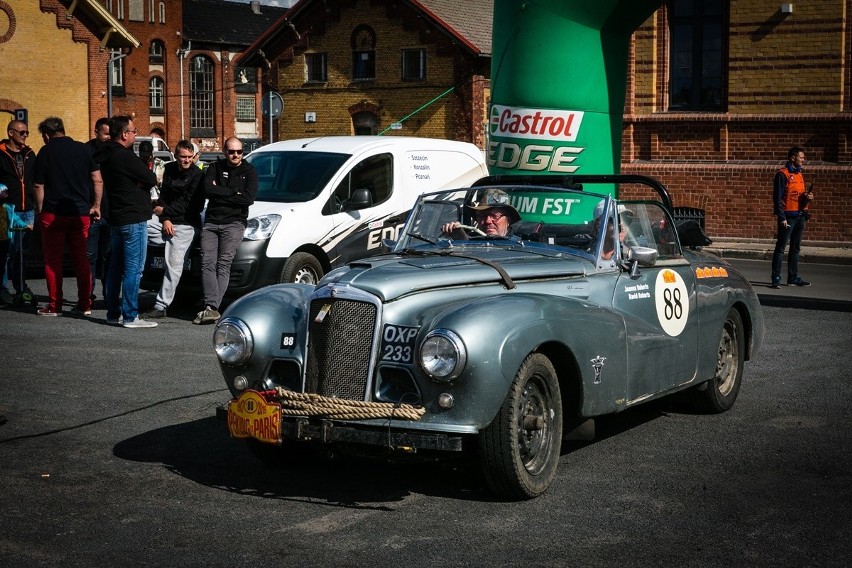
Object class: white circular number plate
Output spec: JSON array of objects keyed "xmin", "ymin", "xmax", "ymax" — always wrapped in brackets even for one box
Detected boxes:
[{"xmin": 654, "ymin": 269, "xmax": 688, "ymax": 336}]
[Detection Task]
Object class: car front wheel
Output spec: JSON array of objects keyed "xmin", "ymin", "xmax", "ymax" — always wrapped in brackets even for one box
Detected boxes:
[{"xmin": 478, "ymin": 353, "xmax": 563, "ymax": 499}]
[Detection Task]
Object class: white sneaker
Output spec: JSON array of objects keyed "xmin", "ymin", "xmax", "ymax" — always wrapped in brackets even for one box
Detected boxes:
[{"xmin": 123, "ymin": 317, "xmax": 158, "ymax": 329}]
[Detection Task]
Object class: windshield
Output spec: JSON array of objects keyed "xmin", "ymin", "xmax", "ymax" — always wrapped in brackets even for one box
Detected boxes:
[
  {"xmin": 245, "ymin": 151, "xmax": 350, "ymax": 202},
  {"xmin": 395, "ymin": 186, "xmax": 615, "ymax": 261}
]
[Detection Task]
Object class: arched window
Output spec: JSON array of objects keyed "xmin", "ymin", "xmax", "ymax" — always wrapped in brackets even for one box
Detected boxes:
[
  {"xmin": 148, "ymin": 40, "xmax": 164, "ymax": 64},
  {"xmin": 190, "ymin": 55, "xmax": 214, "ymax": 134},
  {"xmin": 149, "ymin": 77, "xmax": 164, "ymax": 114},
  {"xmin": 351, "ymin": 25, "xmax": 376, "ymax": 81}
]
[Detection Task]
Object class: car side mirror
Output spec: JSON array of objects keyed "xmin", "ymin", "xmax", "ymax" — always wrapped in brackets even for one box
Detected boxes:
[
  {"xmin": 346, "ymin": 188, "xmax": 373, "ymax": 211},
  {"xmin": 622, "ymin": 246, "xmax": 658, "ymax": 279}
]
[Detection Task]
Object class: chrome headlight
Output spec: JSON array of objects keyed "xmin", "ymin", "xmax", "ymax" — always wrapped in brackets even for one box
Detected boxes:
[
  {"xmin": 419, "ymin": 329, "xmax": 466, "ymax": 382},
  {"xmin": 244, "ymin": 214, "xmax": 281, "ymax": 240},
  {"xmin": 213, "ymin": 318, "xmax": 254, "ymax": 365}
]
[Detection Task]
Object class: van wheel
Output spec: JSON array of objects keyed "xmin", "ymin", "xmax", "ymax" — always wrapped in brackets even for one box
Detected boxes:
[{"xmin": 280, "ymin": 253, "xmax": 323, "ymax": 284}]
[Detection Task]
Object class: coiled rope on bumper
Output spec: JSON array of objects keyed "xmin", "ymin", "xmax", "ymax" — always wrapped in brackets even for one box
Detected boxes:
[{"xmin": 273, "ymin": 387, "xmax": 425, "ymax": 421}]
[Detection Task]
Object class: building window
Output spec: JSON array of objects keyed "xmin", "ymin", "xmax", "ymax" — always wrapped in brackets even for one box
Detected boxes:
[
  {"xmin": 669, "ymin": 0, "xmax": 725, "ymax": 110},
  {"xmin": 148, "ymin": 0, "xmax": 154, "ymax": 22},
  {"xmin": 351, "ymin": 25, "xmax": 376, "ymax": 81},
  {"xmin": 306, "ymin": 53, "xmax": 327, "ymax": 82},
  {"xmin": 190, "ymin": 55, "xmax": 214, "ymax": 133},
  {"xmin": 149, "ymin": 77, "xmax": 164, "ymax": 114},
  {"xmin": 128, "ymin": 0, "xmax": 141, "ymax": 21},
  {"xmin": 110, "ymin": 47, "xmax": 125, "ymax": 96},
  {"xmin": 159, "ymin": 1, "xmax": 165, "ymax": 23},
  {"xmin": 401, "ymin": 49, "xmax": 426, "ymax": 80},
  {"xmin": 236, "ymin": 96, "xmax": 255, "ymax": 122},
  {"xmin": 148, "ymin": 40, "xmax": 164, "ymax": 64}
]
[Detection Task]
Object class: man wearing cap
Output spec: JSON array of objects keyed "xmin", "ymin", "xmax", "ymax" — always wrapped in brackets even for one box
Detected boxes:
[{"xmin": 442, "ymin": 188, "xmax": 521, "ymax": 238}]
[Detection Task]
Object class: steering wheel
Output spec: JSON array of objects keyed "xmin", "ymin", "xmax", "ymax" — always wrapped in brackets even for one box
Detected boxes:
[{"xmin": 454, "ymin": 224, "xmax": 487, "ymax": 237}]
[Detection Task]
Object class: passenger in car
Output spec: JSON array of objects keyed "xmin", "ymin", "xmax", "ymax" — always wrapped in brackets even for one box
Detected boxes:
[
  {"xmin": 588, "ymin": 200, "xmax": 633, "ymax": 260},
  {"xmin": 441, "ymin": 188, "xmax": 521, "ymax": 238}
]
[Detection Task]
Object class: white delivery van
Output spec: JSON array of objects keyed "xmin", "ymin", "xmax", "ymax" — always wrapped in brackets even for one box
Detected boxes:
[{"xmin": 223, "ymin": 136, "xmax": 488, "ymax": 293}]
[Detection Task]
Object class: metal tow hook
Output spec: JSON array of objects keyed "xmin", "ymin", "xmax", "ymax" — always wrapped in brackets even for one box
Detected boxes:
[{"xmin": 523, "ymin": 415, "xmax": 545, "ymax": 431}]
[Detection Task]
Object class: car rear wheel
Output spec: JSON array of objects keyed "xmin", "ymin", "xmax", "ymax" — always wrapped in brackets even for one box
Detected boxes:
[
  {"xmin": 478, "ymin": 353, "xmax": 563, "ymax": 499},
  {"xmin": 690, "ymin": 308, "xmax": 744, "ymax": 413},
  {"xmin": 280, "ymin": 252, "xmax": 323, "ymax": 284}
]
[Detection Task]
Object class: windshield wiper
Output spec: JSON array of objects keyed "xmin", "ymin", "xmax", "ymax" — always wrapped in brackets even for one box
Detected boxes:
[{"xmin": 406, "ymin": 232, "xmax": 437, "ymax": 245}]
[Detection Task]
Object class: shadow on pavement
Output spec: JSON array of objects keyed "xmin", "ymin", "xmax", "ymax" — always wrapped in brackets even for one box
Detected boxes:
[{"xmin": 113, "ymin": 415, "xmax": 491, "ymax": 505}]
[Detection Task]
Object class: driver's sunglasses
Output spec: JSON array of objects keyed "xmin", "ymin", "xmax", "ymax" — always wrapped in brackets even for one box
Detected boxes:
[{"xmin": 476, "ymin": 210, "xmax": 506, "ymax": 222}]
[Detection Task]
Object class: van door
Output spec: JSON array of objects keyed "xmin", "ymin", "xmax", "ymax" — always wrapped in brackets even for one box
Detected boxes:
[{"xmin": 322, "ymin": 152, "xmax": 402, "ymax": 264}]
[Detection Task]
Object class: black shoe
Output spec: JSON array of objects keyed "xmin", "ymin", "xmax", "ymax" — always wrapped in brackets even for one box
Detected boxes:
[
  {"xmin": 142, "ymin": 308, "xmax": 167, "ymax": 319},
  {"xmin": 770, "ymin": 278, "xmax": 781, "ymax": 289},
  {"xmin": 788, "ymin": 277, "xmax": 811, "ymax": 287}
]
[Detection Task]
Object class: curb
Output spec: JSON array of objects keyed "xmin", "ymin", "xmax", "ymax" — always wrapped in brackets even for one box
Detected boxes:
[
  {"xmin": 756, "ymin": 293, "xmax": 852, "ymax": 313},
  {"xmin": 704, "ymin": 247, "xmax": 852, "ymax": 266}
]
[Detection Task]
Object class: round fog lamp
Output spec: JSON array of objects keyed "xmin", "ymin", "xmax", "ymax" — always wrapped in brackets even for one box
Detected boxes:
[
  {"xmin": 438, "ymin": 393, "xmax": 455, "ymax": 409},
  {"xmin": 233, "ymin": 375, "xmax": 248, "ymax": 391}
]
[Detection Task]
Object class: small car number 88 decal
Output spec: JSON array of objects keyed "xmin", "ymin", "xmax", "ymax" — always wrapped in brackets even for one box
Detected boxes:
[
  {"xmin": 654, "ymin": 269, "xmax": 689, "ymax": 337},
  {"xmin": 381, "ymin": 324, "xmax": 418, "ymax": 364}
]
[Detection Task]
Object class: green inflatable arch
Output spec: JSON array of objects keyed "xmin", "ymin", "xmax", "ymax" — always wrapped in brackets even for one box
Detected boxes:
[{"xmin": 489, "ymin": 0, "xmax": 663, "ymax": 193}]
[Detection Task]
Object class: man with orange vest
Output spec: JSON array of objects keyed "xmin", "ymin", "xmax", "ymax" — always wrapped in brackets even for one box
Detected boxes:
[{"xmin": 770, "ymin": 146, "xmax": 813, "ymax": 289}]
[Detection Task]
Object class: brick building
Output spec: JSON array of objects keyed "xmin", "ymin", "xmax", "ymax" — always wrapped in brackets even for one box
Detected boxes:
[
  {"xmin": 0, "ymin": 0, "xmax": 137, "ymax": 146},
  {"xmin": 624, "ymin": 0, "xmax": 850, "ymax": 244},
  {"xmin": 0, "ymin": 0, "xmax": 284, "ymax": 153},
  {"xmin": 237, "ymin": 0, "xmax": 492, "ymax": 147}
]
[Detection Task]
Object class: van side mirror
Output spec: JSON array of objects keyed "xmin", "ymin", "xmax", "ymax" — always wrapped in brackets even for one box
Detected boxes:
[{"xmin": 346, "ymin": 188, "xmax": 373, "ymax": 211}]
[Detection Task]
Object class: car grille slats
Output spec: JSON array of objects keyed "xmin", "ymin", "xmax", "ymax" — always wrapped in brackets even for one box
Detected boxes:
[{"xmin": 306, "ymin": 298, "xmax": 377, "ymax": 400}]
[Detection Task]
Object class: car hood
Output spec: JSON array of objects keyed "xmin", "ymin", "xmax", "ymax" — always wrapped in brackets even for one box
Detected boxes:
[
  {"xmin": 248, "ymin": 200, "xmax": 310, "ymax": 218},
  {"xmin": 320, "ymin": 246, "xmax": 589, "ymax": 301}
]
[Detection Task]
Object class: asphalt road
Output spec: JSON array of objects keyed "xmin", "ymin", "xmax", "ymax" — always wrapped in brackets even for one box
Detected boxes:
[{"xmin": 1, "ymin": 274, "xmax": 850, "ymax": 567}]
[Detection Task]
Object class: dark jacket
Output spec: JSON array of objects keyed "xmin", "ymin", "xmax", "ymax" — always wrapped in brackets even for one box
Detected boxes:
[
  {"xmin": 157, "ymin": 161, "xmax": 205, "ymax": 228},
  {"xmin": 94, "ymin": 141, "xmax": 157, "ymax": 226},
  {"xmin": 86, "ymin": 138, "xmax": 110, "ymax": 220},
  {"xmin": 0, "ymin": 140, "xmax": 36, "ymax": 211},
  {"xmin": 203, "ymin": 158, "xmax": 258, "ymax": 225}
]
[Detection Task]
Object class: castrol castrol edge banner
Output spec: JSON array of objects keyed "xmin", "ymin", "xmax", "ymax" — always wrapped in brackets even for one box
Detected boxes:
[{"xmin": 489, "ymin": 0, "xmax": 663, "ymax": 195}]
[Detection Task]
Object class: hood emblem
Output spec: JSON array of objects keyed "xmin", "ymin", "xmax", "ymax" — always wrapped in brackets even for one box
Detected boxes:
[{"xmin": 590, "ymin": 355, "xmax": 606, "ymax": 384}]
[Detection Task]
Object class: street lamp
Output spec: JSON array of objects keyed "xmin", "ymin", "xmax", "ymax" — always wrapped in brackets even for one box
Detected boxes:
[{"xmin": 107, "ymin": 51, "xmax": 128, "ymax": 117}]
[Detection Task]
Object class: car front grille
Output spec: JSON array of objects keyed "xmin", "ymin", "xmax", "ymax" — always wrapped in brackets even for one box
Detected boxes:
[{"xmin": 305, "ymin": 297, "xmax": 377, "ymax": 400}]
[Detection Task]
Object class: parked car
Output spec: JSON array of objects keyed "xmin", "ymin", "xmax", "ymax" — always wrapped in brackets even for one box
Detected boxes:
[
  {"xmin": 216, "ymin": 174, "xmax": 765, "ymax": 499},
  {"xmin": 132, "ymin": 136, "xmax": 174, "ymax": 161},
  {"xmin": 142, "ymin": 136, "xmax": 488, "ymax": 296}
]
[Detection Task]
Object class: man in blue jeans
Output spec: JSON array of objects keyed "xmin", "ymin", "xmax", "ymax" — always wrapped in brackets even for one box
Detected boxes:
[
  {"xmin": 770, "ymin": 146, "xmax": 814, "ymax": 289},
  {"xmin": 86, "ymin": 117, "xmax": 112, "ymax": 302},
  {"xmin": 94, "ymin": 116, "xmax": 158, "ymax": 328}
]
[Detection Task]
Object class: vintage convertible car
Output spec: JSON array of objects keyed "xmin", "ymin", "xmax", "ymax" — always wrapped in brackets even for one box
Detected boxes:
[{"xmin": 214, "ymin": 174, "xmax": 764, "ymax": 499}]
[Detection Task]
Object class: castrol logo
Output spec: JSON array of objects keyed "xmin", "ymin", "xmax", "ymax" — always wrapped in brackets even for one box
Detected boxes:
[{"xmin": 490, "ymin": 105, "xmax": 584, "ymax": 142}]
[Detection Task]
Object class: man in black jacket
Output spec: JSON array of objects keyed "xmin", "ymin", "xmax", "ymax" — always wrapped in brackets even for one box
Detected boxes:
[
  {"xmin": 94, "ymin": 116, "xmax": 159, "ymax": 328},
  {"xmin": 0, "ymin": 119, "xmax": 37, "ymax": 305},
  {"xmin": 142, "ymin": 140, "xmax": 205, "ymax": 319},
  {"xmin": 194, "ymin": 137, "xmax": 257, "ymax": 324}
]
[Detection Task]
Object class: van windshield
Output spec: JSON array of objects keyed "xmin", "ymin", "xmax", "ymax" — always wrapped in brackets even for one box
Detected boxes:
[{"xmin": 245, "ymin": 151, "xmax": 351, "ymax": 202}]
